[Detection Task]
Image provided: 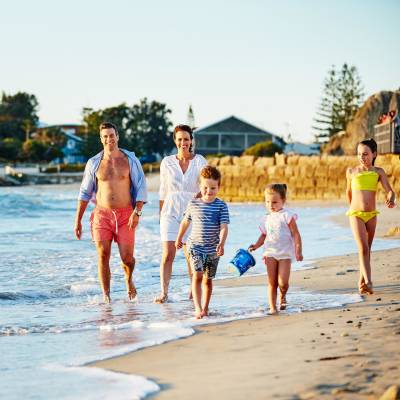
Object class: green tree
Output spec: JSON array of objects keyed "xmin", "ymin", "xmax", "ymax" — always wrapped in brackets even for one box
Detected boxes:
[
  {"xmin": 80, "ymin": 104, "xmax": 130, "ymax": 158},
  {"xmin": 0, "ymin": 138, "xmax": 22, "ymax": 161},
  {"xmin": 0, "ymin": 92, "xmax": 39, "ymax": 141},
  {"xmin": 126, "ymin": 98, "xmax": 174, "ymax": 156},
  {"xmin": 243, "ymin": 140, "xmax": 283, "ymax": 157},
  {"xmin": 313, "ymin": 64, "xmax": 364, "ymax": 143}
]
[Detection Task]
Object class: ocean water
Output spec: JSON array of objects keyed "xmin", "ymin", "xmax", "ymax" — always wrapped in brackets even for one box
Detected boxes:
[{"xmin": 0, "ymin": 184, "xmax": 398, "ymax": 399}]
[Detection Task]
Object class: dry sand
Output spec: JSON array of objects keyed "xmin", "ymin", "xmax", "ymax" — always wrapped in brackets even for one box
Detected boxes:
[{"xmin": 93, "ymin": 201, "xmax": 400, "ymax": 400}]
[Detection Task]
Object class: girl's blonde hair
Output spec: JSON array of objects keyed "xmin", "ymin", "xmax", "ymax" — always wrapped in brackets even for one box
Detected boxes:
[{"xmin": 265, "ymin": 183, "xmax": 287, "ymax": 200}]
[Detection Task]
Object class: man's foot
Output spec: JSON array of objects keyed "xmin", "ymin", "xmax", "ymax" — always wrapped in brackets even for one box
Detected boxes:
[
  {"xmin": 195, "ymin": 308, "xmax": 203, "ymax": 319},
  {"xmin": 154, "ymin": 293, "xmax": 168, "ymax": 304},
  {"xmin": 127, "ymin": 280, "xmax": 137, "ymax": 300},
  {"xmin": 103, "ymin": 294, "xmax": 111, "ymax": 303},
  {"xmin": 268, "ymin": 308, "xmax": 278, "ymax": 315}
]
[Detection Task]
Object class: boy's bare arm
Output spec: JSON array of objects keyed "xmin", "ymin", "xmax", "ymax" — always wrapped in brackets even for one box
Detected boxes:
[
  {"xmin": 175, "ymin": 218, "xmax": 191, "ymax": 249},
  {"xmin": 289, "ymin": 219, "xmax": 303, "ymax": 261},
  {"xmin": 74, "ymin": 200, "xmax": 89, "ymax": 240},
  {"xmin": 216, "ymin": 223, "xmax": 228, "ymax": 256},
  {"xmin": 249, "ymin": 233, "xmax": 266, "ymax": 252}
]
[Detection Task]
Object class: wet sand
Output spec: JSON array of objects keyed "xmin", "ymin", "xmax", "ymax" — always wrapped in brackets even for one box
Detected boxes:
[{"xmin": 92, "ymin": 204, "xmax": 400, "ymax": 399}]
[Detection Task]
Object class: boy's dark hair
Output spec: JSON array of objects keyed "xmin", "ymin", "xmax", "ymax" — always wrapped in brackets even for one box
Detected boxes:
[
  {"xmin": 200, "ymin": 165, "xmax": 221, "ymax": 184},
  {"xmin": 359, "ymin": 138, "xmax": 377, "ymax": 165},
  {"xmin": 174, "ymin": 124, "xmax": 194, "ymax": 152},
  {"xmin": 99, "ymin": 122, "xmax": 118, "ymax": 135},
  {"xmin": 265, "ymin": 183, "xmax": 287, "ymax": 200}
]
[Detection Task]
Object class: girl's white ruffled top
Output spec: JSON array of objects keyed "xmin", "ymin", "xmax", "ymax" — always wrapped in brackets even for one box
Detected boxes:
[
  {"xmin": 159, "ymin": 154, "xmax": 207, "ymax": 220},
  {"xmin": 259, "ymin": 208, "xmax": 298, "ymax": 260}
]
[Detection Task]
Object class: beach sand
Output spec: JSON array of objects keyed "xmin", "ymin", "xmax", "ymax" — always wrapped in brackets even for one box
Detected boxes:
[{"xmin": 92, "ymin": 204, "xmax": 400, "ymax": 400}]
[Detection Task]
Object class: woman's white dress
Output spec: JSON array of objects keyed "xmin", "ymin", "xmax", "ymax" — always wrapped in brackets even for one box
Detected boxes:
[{"xmin": 159, "ymin": 154, "xmax": 207, "ymax": 242}]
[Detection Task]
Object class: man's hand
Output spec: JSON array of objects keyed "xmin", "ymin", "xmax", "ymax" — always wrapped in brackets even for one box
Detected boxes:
[
  {"xmin": 216, "ymin": 243, "xmax": 224, "ymax": 257},
  {"xmin": 175, "ymin": 239, "xmax": 183, "ymax": 249},
  {"xmin": 74, "ymin": 220, "xmax": 82, "ymax": 240},
  {"xmin": 128, "ymin": 212, "xmax": 140, "ymax": 230}
]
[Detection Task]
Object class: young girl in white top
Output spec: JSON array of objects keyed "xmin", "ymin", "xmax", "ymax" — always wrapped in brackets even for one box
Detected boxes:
[
  {"xmin": 249, "ymin": 184, "xmax": 303, "ymax": 314},
  {"xmin": 155, "ymin": 124, "xmax": 207, "ymax": 303}
]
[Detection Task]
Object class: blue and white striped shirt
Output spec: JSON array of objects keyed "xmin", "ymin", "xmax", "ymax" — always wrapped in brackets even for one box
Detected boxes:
[{"xmin": 185, "ymin": 198, "xmax": 230, "ymax": 254}]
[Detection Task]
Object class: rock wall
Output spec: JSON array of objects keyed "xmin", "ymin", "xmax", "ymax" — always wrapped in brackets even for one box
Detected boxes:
[
  {"xmin": 323, "ymin": 90, "xmax": 400, "ymax": 155},
  {"xmin": 208, "ymin": 155, "xmax": 400, "ymax": 202}
]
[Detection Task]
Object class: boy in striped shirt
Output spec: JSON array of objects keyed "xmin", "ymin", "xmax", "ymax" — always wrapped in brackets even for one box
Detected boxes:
[{"xmin": 176, "ymin": 166, "xmax": 230, "ymax": 319}]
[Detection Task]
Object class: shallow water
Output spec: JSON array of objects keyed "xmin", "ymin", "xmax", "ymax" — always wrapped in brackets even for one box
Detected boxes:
[{"xmin": 0, "ymin": 184, "xmax": 398, "ymax": 399}]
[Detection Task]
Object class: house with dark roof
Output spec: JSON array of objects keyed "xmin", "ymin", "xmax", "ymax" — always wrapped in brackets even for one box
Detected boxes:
[
  {"xmin": 194, "ymin": 116, "xmax": 283, "ymax": 155},
  {"xmin": 35, "ymin": 124, "xmax": 86, "ymax": 164}
]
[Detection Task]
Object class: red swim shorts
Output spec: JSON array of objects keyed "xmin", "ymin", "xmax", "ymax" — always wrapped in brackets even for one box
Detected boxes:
[{"xmin": 90, "ymin": 205, "xmax": 135, "ymax": 245}]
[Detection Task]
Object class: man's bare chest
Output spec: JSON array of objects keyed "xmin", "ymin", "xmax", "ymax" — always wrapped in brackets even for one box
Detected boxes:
[{"xmin": 97, "ymin": 158, "xmax": 130, "ymax": 181}]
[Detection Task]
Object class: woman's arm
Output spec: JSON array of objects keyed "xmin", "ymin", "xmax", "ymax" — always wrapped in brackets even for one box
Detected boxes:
[
  {"xmin": 159, "ymin": 159, "xmax": 167, "ymax": 215},
  {"xmin": 377, "ymin": 168, "xmax": 396, "ymax": 207},
  {"xmin": 345, "ymin": 167, "xmax": 352, "ymax": 205},
  {"xmin": 289, "ymin": 219, "xmax": 303, "ymax": 261}
]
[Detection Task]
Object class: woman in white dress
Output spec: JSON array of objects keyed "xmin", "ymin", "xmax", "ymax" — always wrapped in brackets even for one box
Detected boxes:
[{"xmin": 154, "ymin": 124, "xmax": 207, "ymax": 303}]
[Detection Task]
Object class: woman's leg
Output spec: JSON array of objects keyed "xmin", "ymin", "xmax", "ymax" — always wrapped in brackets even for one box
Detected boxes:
[
  {"xmin": 277, "ymin": 259, "xmax": 291, "ymax": 310},
  {"xmin": 349, "ymin": 216, "xmax": 372, "ymax": 290},
  {"xmin": 183, "ymin": 244, "xmax": 193, "ymax": 299},
  {"xmin": 154, "ymin": 241, "xmax": 176, "ymax": 303},
  {"xmin": 265, "ymin": 257, "xmax": 279, "ymax": 313}
]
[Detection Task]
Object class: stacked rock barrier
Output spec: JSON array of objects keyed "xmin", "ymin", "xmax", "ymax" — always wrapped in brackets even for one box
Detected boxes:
[{"xmin": 207, "ymin": 154, "xmax": 400, "ymax": 202}]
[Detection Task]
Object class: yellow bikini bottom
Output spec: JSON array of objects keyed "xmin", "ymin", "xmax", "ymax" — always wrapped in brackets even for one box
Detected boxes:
[{"xmin": 346, "ymin": 210, "xmax": 379, "ymax": 223}]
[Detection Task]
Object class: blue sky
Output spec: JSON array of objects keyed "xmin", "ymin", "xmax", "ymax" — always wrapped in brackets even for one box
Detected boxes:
[{"xmin": 1, "ymin": 0, "xmax": 399, "ymax": 142}]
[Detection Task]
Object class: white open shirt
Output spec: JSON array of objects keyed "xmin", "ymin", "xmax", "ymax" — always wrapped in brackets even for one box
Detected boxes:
[{"xmin": 159, "ymin": 154, "xmax": 207, "ymax": 220}]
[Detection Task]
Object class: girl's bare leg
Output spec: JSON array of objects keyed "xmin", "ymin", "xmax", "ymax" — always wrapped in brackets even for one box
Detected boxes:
[
  {"xmin": 364, "ymin": 217, "xmax": 377, "ymax": 293},
  {"xmin": 192, "ymin": 271, "xmax": 203, "ymax": 318},
  {"xmin": 266, "ymin": 257, "xmax": 279, "ymax": 313},
  {"xmin": 349, "ymin": 217, "xmax": 372, "ymax": 292},
  {"xmin": 277, "ymin": 259, "xmax": 291, "ymax": 310},
  {"xmin": 154, "ymin": 241, "xmax": 176, "ymax": 303}
]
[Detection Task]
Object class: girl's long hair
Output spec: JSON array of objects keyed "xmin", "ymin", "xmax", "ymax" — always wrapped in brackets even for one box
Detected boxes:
[{"xmin": 359, "ymin": 138, "xmax": 377, "ymax": 165}]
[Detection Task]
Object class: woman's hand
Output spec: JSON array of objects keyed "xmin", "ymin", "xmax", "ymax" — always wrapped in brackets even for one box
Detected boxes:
[{"xmin": 175, "ymin": 239, "xmax": 183, "ymax": 249}]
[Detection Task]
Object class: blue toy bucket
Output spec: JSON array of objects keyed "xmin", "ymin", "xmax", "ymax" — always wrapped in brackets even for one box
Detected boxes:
[{"xmin": 229, "ymin": 249, "xmax": 256, "ymax": 276}]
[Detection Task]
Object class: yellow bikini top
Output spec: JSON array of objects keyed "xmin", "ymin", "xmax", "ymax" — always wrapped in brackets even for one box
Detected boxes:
[{"xmin": 351, "ymin": 170, "xmax": 379, "ymax": 191}]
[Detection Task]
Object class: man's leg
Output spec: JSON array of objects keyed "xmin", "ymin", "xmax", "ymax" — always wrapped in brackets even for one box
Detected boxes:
[
  {"xmin": 95, "ymin": 240, "xmax": 112, "ymax": 303},
  {"xmin": 117, "ymin": 242, "xmax": 136, "ymax": 300}
]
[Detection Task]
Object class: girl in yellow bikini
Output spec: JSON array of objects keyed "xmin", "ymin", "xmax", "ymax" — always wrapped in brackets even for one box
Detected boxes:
[{"xmin": 346, "ymin": 138, "xmax": 396, "ymax": 295}]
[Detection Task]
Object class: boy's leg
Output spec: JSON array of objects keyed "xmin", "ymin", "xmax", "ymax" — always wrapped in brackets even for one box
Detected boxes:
[
  {"xmin": 201, "ymin": 276, "xmax": 212, "ymax": 317},
  {"xmin": 265, "ymin": 257, "xmax": 279, "ymax": 313},
  {"xmin": 201, "ymin": 254, "xmax": 218, "ymax": 316},
  {"xmin": 192, "ymin": 271, "xmax": 203, "ymax": 319},
  {"xmin": 117, "ymin": 242, "xmax": 136, "ymax": 300},
  {"xmin": 95, "ymin": 240, "xmax": 113, "ymax": 303},
  {"xmin": 277, "ymin": 259, "xmax": 291, "ymax": 310}
]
